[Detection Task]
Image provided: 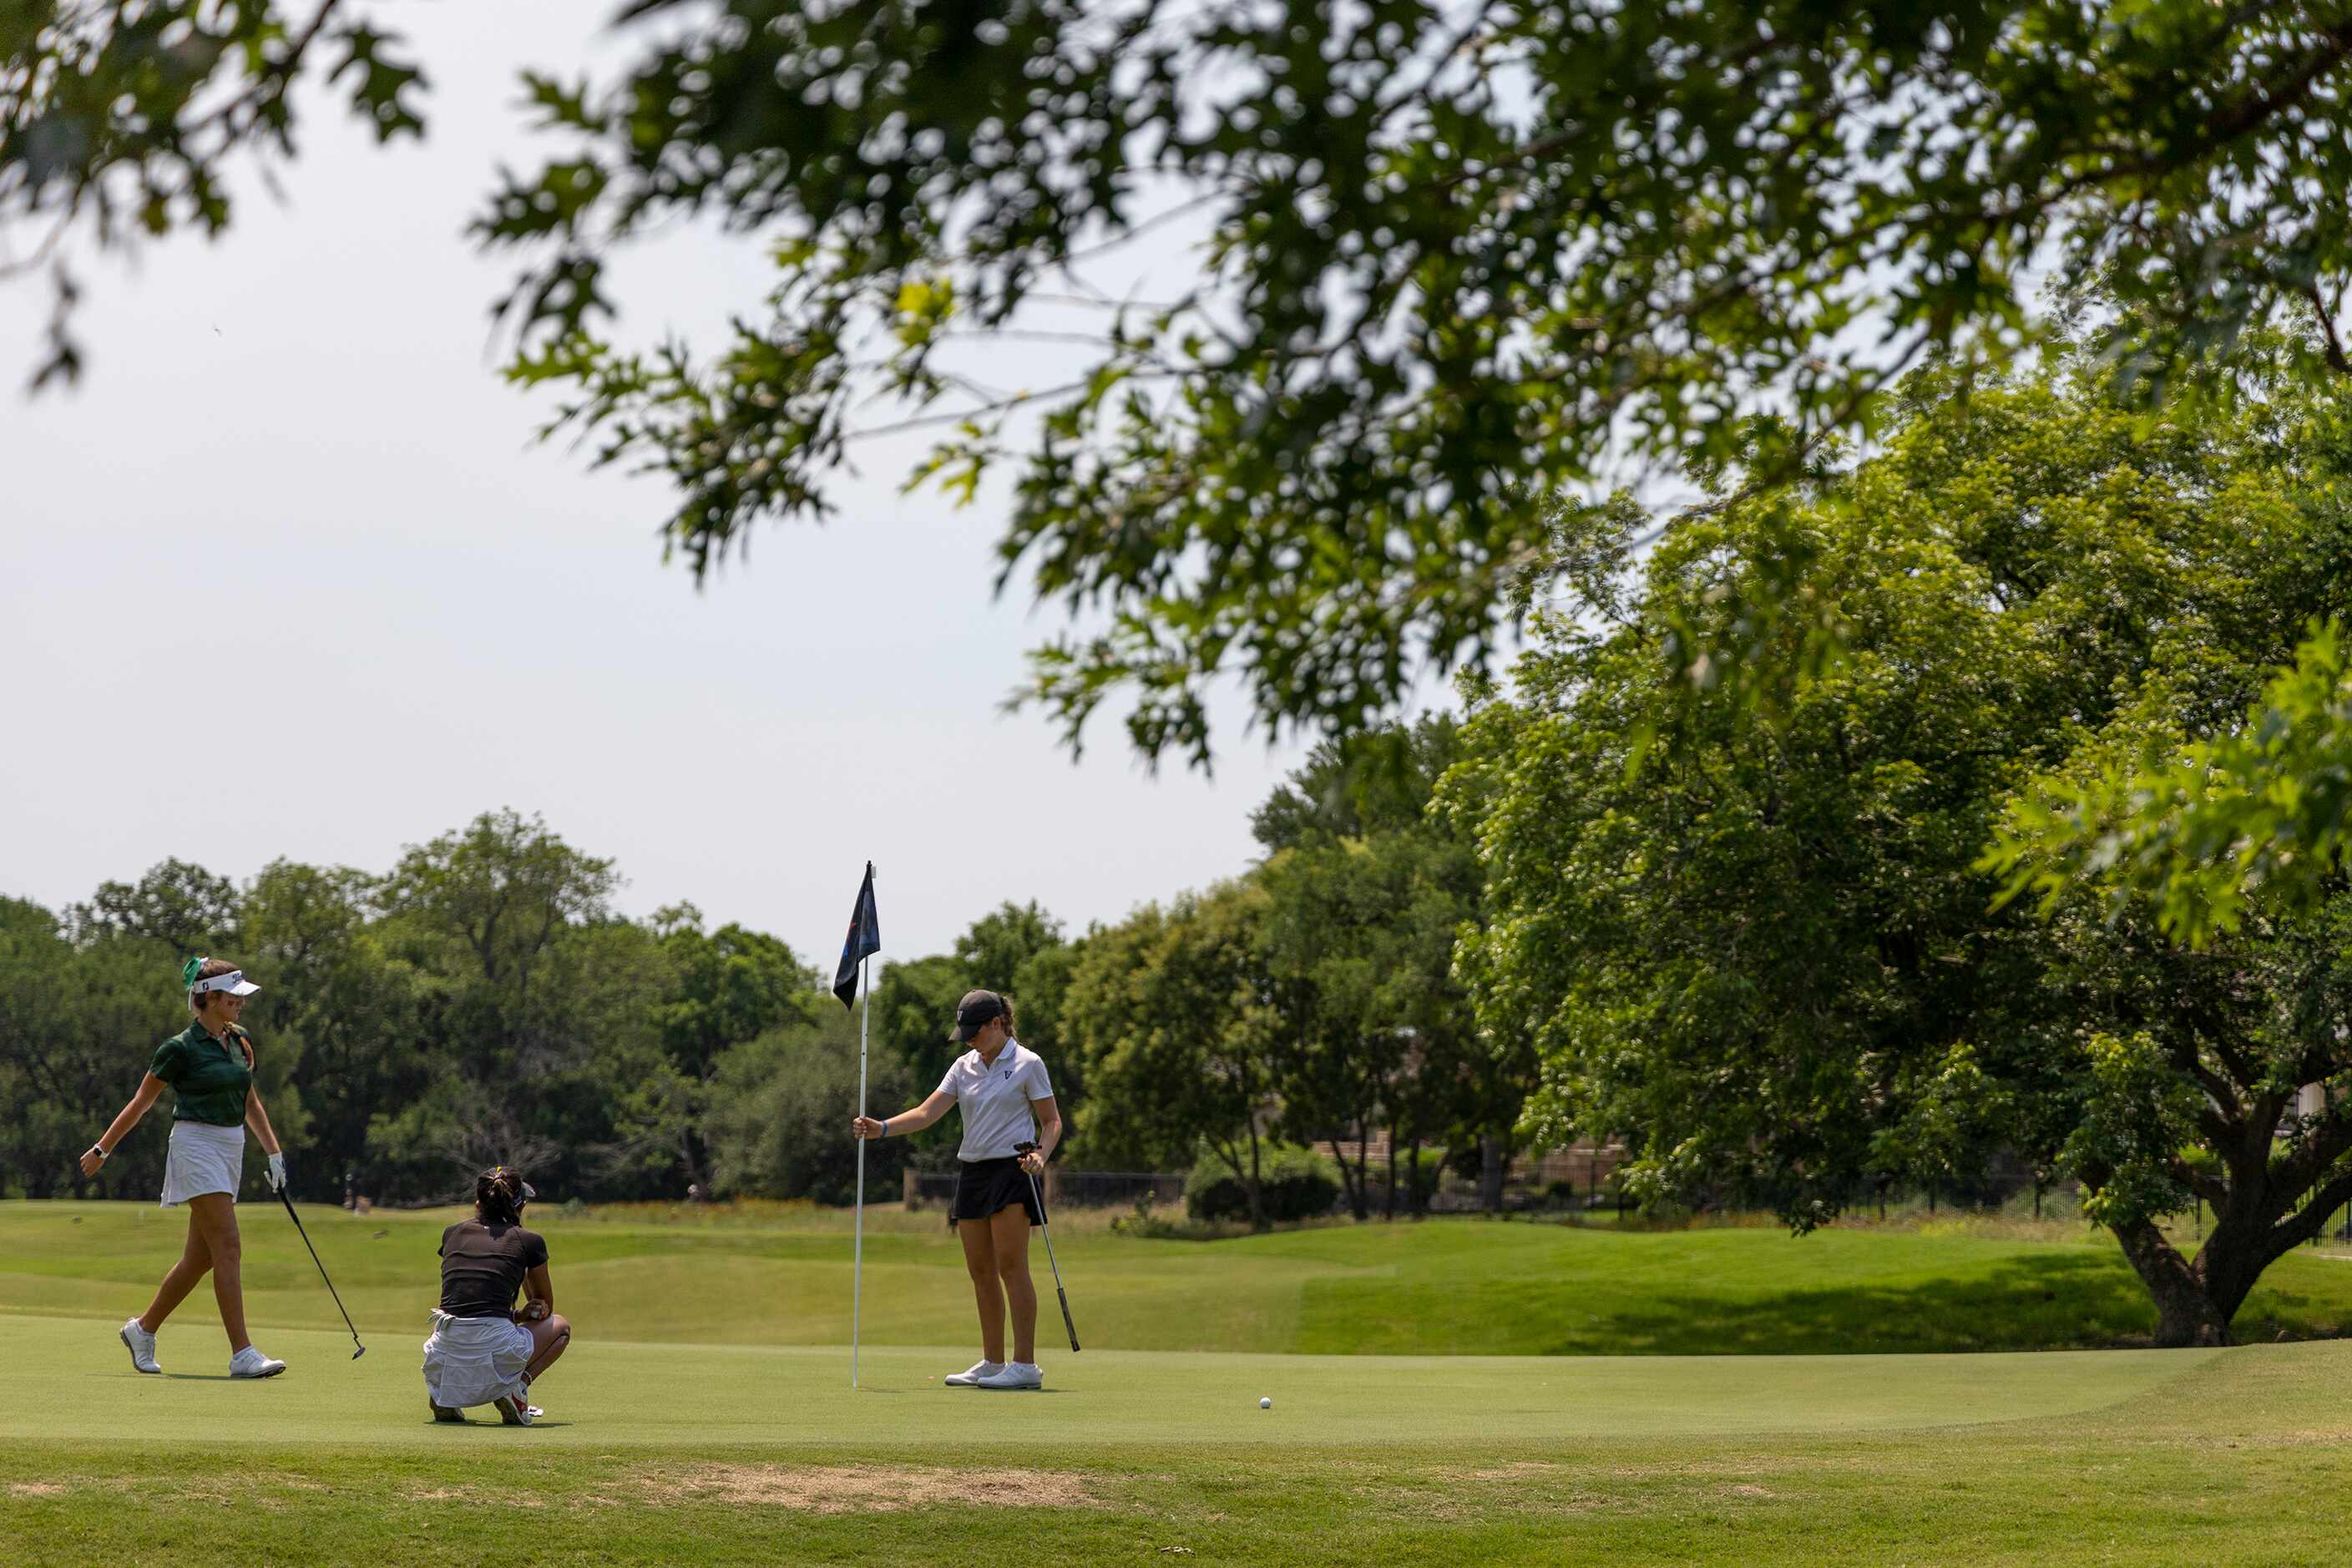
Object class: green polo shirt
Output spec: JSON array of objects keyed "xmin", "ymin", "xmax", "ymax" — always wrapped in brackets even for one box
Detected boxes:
[{"xmin": 149, "ymin": 1022, "xmax": 254, "ymax": 1128}]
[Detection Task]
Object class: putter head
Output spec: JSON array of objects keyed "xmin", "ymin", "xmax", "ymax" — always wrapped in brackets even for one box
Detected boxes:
[{"xmin": 352, "ymin": 1344, "xmax": 367, "ymax": 1359}]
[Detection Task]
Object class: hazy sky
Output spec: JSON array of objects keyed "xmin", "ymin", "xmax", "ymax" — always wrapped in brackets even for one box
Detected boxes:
[{"xmin": 1, "ymin": 3, "xmax": 1348, "ymax": 970}]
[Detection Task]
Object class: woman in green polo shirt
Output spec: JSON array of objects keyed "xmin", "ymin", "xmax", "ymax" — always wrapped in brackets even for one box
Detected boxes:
[{"xmin": 78, "ymin": 956, "xmax": 292, "ymax": 1380}]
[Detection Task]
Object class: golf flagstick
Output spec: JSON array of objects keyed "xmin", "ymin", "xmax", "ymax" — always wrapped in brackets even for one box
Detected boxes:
[
  {"xmin": 852, "ymin": 949, "xmax": 870, "ymax": 1389},
  {"xmin": 833, "ymin": 861, "xmax": 882, "ymax": 1390}
]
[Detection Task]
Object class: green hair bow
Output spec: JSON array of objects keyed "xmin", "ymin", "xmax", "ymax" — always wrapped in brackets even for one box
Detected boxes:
[{"xmin": 180, "ymin": 955, "xmax": 206, "ymax": 989}]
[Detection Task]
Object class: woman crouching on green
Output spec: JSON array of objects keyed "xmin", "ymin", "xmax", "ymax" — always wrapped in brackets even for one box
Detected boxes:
[
  {"xmin": 80, "ymin": 956, "xmax": 291, "ymax": 1379},
  {"xmin": 421, "ymin": 1166, "xmax": 571, "ymax": 1426}
]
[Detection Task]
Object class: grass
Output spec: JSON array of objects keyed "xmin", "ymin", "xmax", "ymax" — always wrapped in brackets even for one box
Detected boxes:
[
  {"xmin": 11, "ymin": 1199, "xmax": 2352, "ymax": 1563},
  {"xmin": 10, "ymin": 1199, "xmax": 2351, "ymax": 1355},
  {"xmin": 13, "ymin": 1314, "xmax": 2352, "ymax": 1565}
]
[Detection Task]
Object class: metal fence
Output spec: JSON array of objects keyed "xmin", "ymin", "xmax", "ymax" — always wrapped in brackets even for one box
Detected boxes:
[
  {"xmin": 898, "ymin": 1146, "xmax": 2070, "ymax": 1221},
  {"xmin": 895, "ymin": 1145, "xmax": 1634, "ymax": 1217}
]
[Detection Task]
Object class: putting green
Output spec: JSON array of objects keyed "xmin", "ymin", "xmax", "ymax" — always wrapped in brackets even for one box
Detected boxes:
[{"xmin": 3, "ymin": 1313, "xmax": 2220, "ymax": 1451}]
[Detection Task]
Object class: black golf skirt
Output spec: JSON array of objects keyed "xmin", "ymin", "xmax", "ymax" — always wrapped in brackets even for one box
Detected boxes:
[{"xmin": 950, "ymin": 1156, "xmax": 1044, "ymax": 1228}]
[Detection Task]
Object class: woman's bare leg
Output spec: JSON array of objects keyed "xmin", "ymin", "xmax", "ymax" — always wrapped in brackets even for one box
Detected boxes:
[
  {"xmin": 185, "ymin": 1194, "xmax": 250, "ymax": 1352},
  {"xmin": 524, "ymin": 1314, "xmax": 571, "ymax": 1381},
  {"xmin": 989, "ymin": 1205, "xmax": 1038, "ymax": 1365},
  {"xmin": 957, "ymin": 1218, "xmax": 1005, "ymax": 1363},
  {"xmin": 139, "ymin": 1211, "xmax": 215, "ymax": 1333}
]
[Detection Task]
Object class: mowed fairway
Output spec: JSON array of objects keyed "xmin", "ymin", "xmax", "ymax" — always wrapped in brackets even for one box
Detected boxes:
[
  {"xmin": 11, "ymin": 1202, "xmax": 2352, "ymax": 1564},
  {"xmin": 18, "ymin": 1198, "xmax": 2352, "ymax": 1354}
]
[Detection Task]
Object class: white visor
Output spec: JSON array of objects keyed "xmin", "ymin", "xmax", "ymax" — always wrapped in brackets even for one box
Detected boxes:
[{"xmin": 191, "ymin": 969, "xmax": 260, "ymax": 998}]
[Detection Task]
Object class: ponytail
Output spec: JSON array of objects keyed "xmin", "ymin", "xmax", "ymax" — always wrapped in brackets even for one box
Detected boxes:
[{"xmin": 476, "ymin": 1166, "xmax": 528, "ymax": 1226}]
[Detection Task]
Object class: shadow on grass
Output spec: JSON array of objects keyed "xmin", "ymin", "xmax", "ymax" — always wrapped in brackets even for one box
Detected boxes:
[
  {"xmin": 1552, "ymin": 1252, "xmax": 2157, "ymax": 1355},
  {"xmin": 1300, "ymin": 1248, "xmax": 2182, "ymax": 1356},
  {"xmin": 425, "ymin": 1420, "xmax": 577, "ymax": 1429}
]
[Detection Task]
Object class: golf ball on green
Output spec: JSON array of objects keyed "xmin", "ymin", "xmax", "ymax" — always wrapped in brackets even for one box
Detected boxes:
[{"xmin": 1259, "ymin": 1397, "xmax": 1272, "ymax": 1409}]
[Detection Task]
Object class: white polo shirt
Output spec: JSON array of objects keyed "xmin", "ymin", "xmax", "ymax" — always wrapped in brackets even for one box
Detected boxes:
[{"xmin": 938, "ymin": 1039, "xmax": 1055, "ymax": 1161}]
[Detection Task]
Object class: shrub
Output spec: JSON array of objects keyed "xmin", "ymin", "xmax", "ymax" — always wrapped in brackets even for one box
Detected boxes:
[
  {"xmin": 706, "ymin": 1021, "xmax": 913, "ymax": 1205},
  {"xmin": 1185, "ymin": 1143, "xmax": 1342, "ymax": 1223},
  {"xmin": 1108, "ymin": 1195, "xmax": 1193, "ymax": 1239}
]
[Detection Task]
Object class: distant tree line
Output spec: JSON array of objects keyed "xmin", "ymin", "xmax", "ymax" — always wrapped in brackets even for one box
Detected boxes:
[
  {"xmin": 3, "ymin": 812, "xmax": 828, "ymax": 1206},
  {"xmin": 1, "ymin": 738, "xmax": 1522, "ymax": 1220}
]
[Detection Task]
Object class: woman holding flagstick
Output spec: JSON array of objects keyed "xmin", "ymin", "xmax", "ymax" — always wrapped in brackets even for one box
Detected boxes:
[{"xmin": 852, "ymin": 989, "xmax": 1062, "ymax": 1391}]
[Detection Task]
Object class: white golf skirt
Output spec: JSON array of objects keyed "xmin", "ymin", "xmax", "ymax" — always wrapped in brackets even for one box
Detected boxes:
[
  {"xmin": 421, "ymin": 1309, "xmax": 534, "ymax": 1410},
  {"xmin": 159, "ymin": 1120, "xmax": 245, "ymax": 1207}
]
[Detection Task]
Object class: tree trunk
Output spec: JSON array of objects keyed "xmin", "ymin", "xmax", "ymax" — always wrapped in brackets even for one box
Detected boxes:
[
  {"xmin": 1479, "ymin": 1133, "xmax": 1505, "ymax": 1213},
  {"xmin": 1383, "ymin": 1124, "xmax": 1398, "ymax": 1222},
  {"xmin": 2113, "ymin": 1216, "xmax": 2233, "ymax": 1347},
  {"xmin": 1246, "ymin": 1125, "xmax": 1266, "ymax": 1232},
  {"xmin": 2146, "ymin": 1277, "xmax": 2233, "ymax": 1348},
  {"xmin": 1357, "ymin": 1125, "xmax": 1371, "ymax": 1220},
  {"xmin": 1328, "ymin": 1137, "xmax": 1368, "ymax": 1222}
]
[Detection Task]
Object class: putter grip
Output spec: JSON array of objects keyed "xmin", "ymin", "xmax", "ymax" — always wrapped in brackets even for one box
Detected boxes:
[{"xmin": 1060, "ymin": 1287, "xmax": 1079, "ymax": 1353}]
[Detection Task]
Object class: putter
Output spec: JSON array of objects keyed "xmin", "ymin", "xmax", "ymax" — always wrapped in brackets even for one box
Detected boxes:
[
  {"xmin": 278, "ymin": 1186, "xmax": 367, "ymax": 1358},
  {"xmin": 1014, "ymin": 1142, "xmax": 1079, "ymax": 1353}
]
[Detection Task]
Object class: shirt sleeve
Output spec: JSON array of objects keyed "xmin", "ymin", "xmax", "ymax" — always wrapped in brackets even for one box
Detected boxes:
[
  {"xmin": 936, "ymin": 1063, "xmax": 960, "ymax": 1100},
  {"xmin": 438, "ymin": 1224, "xmax": 453, "ymax": 1259},
  {"xmin": 524, "ymin": 1231, "xmax": 549, "ymax": 1271},
  {"xmin": 1024, "ymin": 1054, "xmax": 1055, "ymax": 1101},
  {"xmin": 148, "ymin": 1036, "xmax": 188, "ymax": 1085}
]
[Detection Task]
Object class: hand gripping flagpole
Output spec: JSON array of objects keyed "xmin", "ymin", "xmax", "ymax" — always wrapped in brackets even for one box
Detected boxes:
[{"xmin": 852, "ymin": 948, "xmax": 870, "ymax": 1389}]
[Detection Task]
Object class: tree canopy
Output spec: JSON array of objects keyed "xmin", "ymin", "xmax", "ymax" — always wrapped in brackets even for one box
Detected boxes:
[
  {"xmin": 17, "ymin": 2, "xmax": 2352, "ymax": 763},
  {"xmin": 1060, "ymin": 882, "xmax": 1287, "ymax": 1224},
  {"xmin": 3, "ymin": 811, "xmax": 845, "ymax": 1207},
  {"xmin": 1448, "ymin": 349, "xmax": 2352, "ymax": 1342},
  {"xmin": 1253, "ymin": 717, "xmax": 1521, "ymax": 1215},
  {"xmin": 1986, "ymin": 623, "xmax": 2352, "ymax": 947}
]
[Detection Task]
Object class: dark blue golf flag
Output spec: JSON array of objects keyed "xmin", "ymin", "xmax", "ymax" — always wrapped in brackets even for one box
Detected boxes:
[{"xmin": 833, "ymin": 862, "xmax": 880, "ymax": 1009}]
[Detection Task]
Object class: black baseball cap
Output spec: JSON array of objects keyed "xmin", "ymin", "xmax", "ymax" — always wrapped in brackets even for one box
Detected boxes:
[{"xmin": 950, "ymin": 989, "xmax": 1008, "ymax": 1043}]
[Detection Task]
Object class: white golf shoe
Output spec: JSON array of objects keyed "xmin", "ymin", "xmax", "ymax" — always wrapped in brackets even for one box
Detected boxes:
[
  {"xmin": 229, "ymin": 1345, "xmax": 286, "ymax": 1379},
  {"xmin": 975, "ymin": 1361, "xmax": 1044, "ymax": 1391},
  {"xmin": 944, "ymin": 1360, "xmax": 1004, "ymax": 1388},
  {"xmin": 119, "ymin": 1318, "xmax": 160, "ymax": 1375}
]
